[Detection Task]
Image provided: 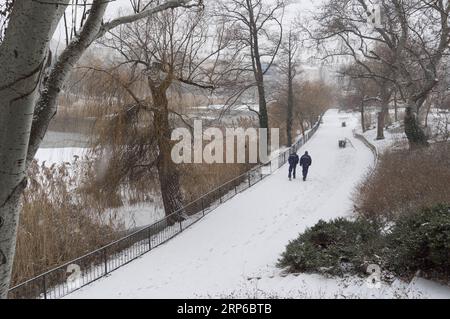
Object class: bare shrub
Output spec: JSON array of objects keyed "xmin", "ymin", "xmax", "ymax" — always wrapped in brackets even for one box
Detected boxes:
[
  {"xmin": 180, "ymin": 162, "xmax": 254, "ymax": 205},
  {"xmin": 434, "ymin": 111, "xmax": 449, "ymax": 142},
  {"xmin": 354, "ymin": 143, "xmax": 450, "ymax": 220},
  {"xmin": 11, "ymin": 160, "xmax": 124, "ymax": 287}
]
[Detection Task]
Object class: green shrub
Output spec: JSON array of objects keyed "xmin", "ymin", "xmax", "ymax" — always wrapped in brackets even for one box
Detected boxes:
[
  {"xmin": 278, "ymin": 218, "xmax": 382, "ymax": 276},
  {"xmin": 279, "ymin": 205, "xmax": 450, "ymax": 283},
  {"xmin": 354, "ymin": 143, "xmax": 450, "ymax": 220},
  {"xmin": 385, "ymin": 204, "xmax": 450, "ymax": 280}
]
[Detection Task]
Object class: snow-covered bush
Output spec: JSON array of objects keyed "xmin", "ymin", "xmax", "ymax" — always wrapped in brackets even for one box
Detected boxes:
[
  {"xmin": 278, "ymin": 218, "xmax": 382, "ymax": 277},
  {"xmin": 385, "ymin": 204, "xmax": 450, "ymax": 282}
]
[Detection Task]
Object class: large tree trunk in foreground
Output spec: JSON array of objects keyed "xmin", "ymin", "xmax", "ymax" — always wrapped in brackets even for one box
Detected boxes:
[
  {"xmin": 394, "ymin": 90, "xmax": 398, "ymax": 122},
  {"xmin": 286, "ymin": 58, "xmax": 294, "ymax": 147},
  {"xmin": 0, "ymin": 0, "xmax": 69, "ymax": 299},
  {"xmin": 26, "ymin": 1, "xmax": 108, "ymax": 166},
  {"xmin": 152, "ymin": 89, "xmax": 184, "ymax": 224},
  {"xmin": 360, "ymin": 102, "xmax": 366, "ymax": 133}
]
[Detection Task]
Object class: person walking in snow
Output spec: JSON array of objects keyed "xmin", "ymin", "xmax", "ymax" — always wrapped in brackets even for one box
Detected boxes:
[
  {"xmin": 288, "ymin": 151, "xmax": 300, "ymax": 181},
  {"xmin": 300, "ymin": 151, "xmax": 312, "ymax": 181}
]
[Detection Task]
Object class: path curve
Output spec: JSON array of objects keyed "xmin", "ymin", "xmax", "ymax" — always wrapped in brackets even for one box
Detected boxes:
[{"xmin": 68, "ymin": 109, "xmax": 376, "ymax": 298}]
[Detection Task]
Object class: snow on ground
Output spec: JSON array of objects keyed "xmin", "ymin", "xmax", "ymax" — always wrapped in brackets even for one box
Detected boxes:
[
  {"xmin": 66, "ymin": 109, "xmax": 450, "ymax": 299},
  {"xmin": 35, "ymin": 147, "xmax": 88, "ymax": 165}
]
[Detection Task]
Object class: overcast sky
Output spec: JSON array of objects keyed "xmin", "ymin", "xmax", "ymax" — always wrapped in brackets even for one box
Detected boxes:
[{"xmin": 1, "ymin": 0, "xmax": 322, "ymax": 30}]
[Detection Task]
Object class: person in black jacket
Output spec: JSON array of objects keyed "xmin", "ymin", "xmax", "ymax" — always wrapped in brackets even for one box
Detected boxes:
[
  {"xmin": 288, "ymin": 151, "xmax": 300, "ymax": 181},
  {"xmin": 300, "ymin": 151, "xmax": 312, "ymax": 181}
]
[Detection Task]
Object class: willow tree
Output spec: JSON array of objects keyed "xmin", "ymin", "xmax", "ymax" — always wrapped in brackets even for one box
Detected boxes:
[{"xmin": 93, "ymin": 5, "xmax": 238, "ymax": 221}]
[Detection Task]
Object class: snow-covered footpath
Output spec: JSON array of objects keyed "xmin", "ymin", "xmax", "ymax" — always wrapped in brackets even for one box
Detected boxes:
[{"xmin": 67, "ymin": 109, "xmax": 450, "ymax": 299}]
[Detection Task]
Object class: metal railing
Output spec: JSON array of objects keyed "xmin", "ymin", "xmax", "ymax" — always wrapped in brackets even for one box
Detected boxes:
[
  {"xmin": 8, "ymin": 118, "xmax": 322, "ymax": 299},
  {"xmin": 353, "ymin": 129, "xmax": 379, "ymax": 175}
]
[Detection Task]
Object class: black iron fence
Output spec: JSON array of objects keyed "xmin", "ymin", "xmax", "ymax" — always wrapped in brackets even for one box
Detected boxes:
[{"xmin": 8, "ymin": 119, "xmax": 322, "ymax": 299}]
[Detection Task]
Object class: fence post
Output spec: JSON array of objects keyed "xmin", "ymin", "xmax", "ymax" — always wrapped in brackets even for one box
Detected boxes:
[
  {"xmin": 42, "ymin": 274, "xmax": 47, "ymax": 299},
  {"xmin": 148, "ymin": 226, "xmax": 152, "ymax": 251},
  {"xmin": 179, "ymin": 214, "xmax": 183, "ymax": 232},
  {"xmin": 248, "ymin": 172, "xmax": 251, "ymax": 188},
  {"xmin": 201, "ymin": 197, "xmax": 205, "ymax": 216},
  {"xmin": 103, "ymin": 248, "xmax": 108, "ymax": 275}
]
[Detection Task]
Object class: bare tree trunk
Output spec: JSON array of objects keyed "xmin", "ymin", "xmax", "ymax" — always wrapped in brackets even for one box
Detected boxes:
[
  {"xmin": 286, "ymin": 64, "xmax": 294, "ymax": 146},
  {"xmin": 152, "ymin": 88, "xmax": 184, "ymax": 223},
  {"xmin": 404, "ymin": 105, "xmax": 429, "ymax": 149},
  {"xmin": 360, "ymin": 101, "xmax": 366, "ymax": 133},
  {"xmin": 376, "ymin": 87, "xmax": 391, "ymax": 140},
  {"xmin": 0, "ymin": 0, "xmax": 69, "ymax": 299},
  {"xmin": 256, "ymin": 79, "xmax": 269, "ymax": 130},
  {"xmin": 26, "ymin": 0, "xmax": 199, "ymax": 166},
  {"xmin": 424, "ymin": 97, "xmax": 432, "ymax": 128},
  {"xmin": 284, "ymin": 29, "xmax": 297, "ymax": 147},
  {"xmin": 375, "ymin": 110, "xmax": 384, "ymax": 139}
]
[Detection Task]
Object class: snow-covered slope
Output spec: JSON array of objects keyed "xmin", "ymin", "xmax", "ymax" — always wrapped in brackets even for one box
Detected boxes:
[
  {"xmin": 35, "ymin": 147, "xmax": 87, "ymax": 165},
  {"xmin": 67, "ymin": 109, "xmax": 450, "ymax": 299}
]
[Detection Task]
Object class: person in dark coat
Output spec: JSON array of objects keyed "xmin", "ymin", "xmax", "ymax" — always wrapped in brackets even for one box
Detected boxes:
[
  {"xmin": 300, "ymin": 151, "xmax": 312, "ymax": 181},
  {"xmin": 288, "ymin": 151, "xmax": 300, "ymax": 181}
]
